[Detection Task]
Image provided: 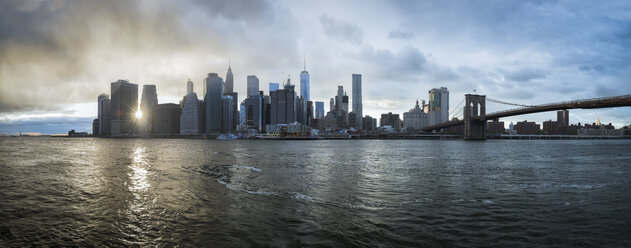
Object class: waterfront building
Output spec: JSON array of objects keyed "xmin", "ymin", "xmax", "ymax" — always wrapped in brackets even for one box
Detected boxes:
[
  {"xmin": 352, "ymin": 74, "xmax": 362, "ymax": 129},
  {"xmin": 487, "ymin": 120, "xmax": 505, "ymax": 134},
  {"xmin": 335, "ymin": 86, "xmax": 344, "ymax": 114},
  {"xmin": 348, "ymin": 112, "xmax": 357, "ymax": 129},
  {"xmin": 224, "ymin": 92, "xmax": 239, "ymax": 130},
  {"xmin": 239, "ymin": 101, "xmax": 246, "ymax": 128},
  {"xmin": 514, "ymin": 120, "xmax": 540, "ymax": 135},
  {"xmin": 180, "ymin": 79, "xmax": 203, "ymax": 135},
  {"xmin": 205, "ymin": 73, "xmax": 224, "ymax": 134},
  {"xmin": 428, "ymin": 87, "xmax": 449, "ymax": 126},
  {"xmin": 270, "ymin": 78, "xmax": 296, "ymax": 125},
  {"xmin": 222, "ymin": 95, "xmax": 234, "ymax": 133},
  {"xmin": 138, "ymin": 85, "xmax": 158, "ymax": 134},
  {"xmin": 152, "ymin": 103, "xmax": 181, "ymax": 135},
  {"xmin": 97, "ymin": 93, "xmax": 111, "ymax": 136},
  {"xmin": 306, "ymin": 101, "xmax": 314, "ymax": 125},
  {"xmin": 92, "ymin": 119, "xmax": 99, "ymax": 136},
  {"xmin": 269, "ymin": 83, "xmax": 280, "ymax": 93},
  {"xmin": 247, "ymin": 75, "xmax": 259, "ymax": 97},
  {"xmin": 380, "ymin": 112, "xmax": 401, "ymax": 130},
  {"xmin": 403, "ymin": 100, "xmax": 428, "ymax": 130},
  {"xmin": 321, "ymin": 112, "xmax": 338, "ymax": 131},
  {"xmin": 224, "ymin": 63, "xmax": 234, "ymax": 94},
  {"xmin": 315, "ymin": 101, "xmax": 324, "ymax": 119},
  {"xmin": 110, "ymin": 80, "xmax": 138, "ymax": 136}
]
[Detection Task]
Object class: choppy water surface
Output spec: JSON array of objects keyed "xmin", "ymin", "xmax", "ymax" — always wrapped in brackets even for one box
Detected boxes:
[{"xmin": 1, "ymin": 137, "xmax": 630, "ymax": 247}]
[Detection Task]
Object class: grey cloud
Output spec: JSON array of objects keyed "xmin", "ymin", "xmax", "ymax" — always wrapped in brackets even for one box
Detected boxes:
[
  {"xmin": 504, "ymin": 68, "xmax": 547, "ymax": 82},
  {"xmin": 388, "ymin": 28, "xmax": 414, "ymax": 40},
  {"xmin": 0, "ymin": 0, "xmax": 298, "ymax": 113},
  {"xmin": 320, "ymin": 15, "xmax": 363, "ymax": 44}
]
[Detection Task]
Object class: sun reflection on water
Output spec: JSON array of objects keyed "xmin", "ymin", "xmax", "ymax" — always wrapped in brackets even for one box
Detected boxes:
[{"xmin": 129, "ymin": 146, "xmax": 149, "ymax": 192}]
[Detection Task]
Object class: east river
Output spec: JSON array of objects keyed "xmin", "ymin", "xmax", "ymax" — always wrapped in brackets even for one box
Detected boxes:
[{"xmin": 1, "ymin": 137, "xmax": 630, "ymax": 247}]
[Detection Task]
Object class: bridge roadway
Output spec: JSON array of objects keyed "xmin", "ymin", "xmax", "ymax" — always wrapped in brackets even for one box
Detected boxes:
[{"xmin": 422, "ymin": 94, "xmax": 631, "ymax": 131}]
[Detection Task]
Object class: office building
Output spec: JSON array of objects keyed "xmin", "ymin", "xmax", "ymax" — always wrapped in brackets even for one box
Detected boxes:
[
  {"xmin": 205, "ymin": 73, "xmax": 224, "ymax": 133},
  {"xmin": 92, "ymin": 119, "xmax": 99, "ymax": 136},
  {"xmin": 152, "ymin": 103, "xmax": 181, "ymax": 135},
  {"xmin": 222, "ymin": 95, "xmax": 234, "ymax": 133},
  {"xmin": 300, "ymin": 60, "xmax": 310, "ymax": 102},
  {"xmin": 315, "ymin": 101, "xmax": 325, "ymax": 119},
  {"xmin": 269, "ymin": 83, "xmax": 280, "ymax": 93},
  {"xmin": 270, "ymin": 78, "xmax": 296, "ymax": 124},
  {"xmin": 296, "ymin": 97, "xmax": 307, "ymax": 125},
  {"xmin": 487, "ymin": 120, "xmax": 505, "ymax": 134},
  {"xmin": 180, "ymin": 79, "xmax": 203, "ymax": 135},
  {"xmin": 330, "ymin": 98, "xmax": 335, "ymax": 112},
  {"xmin": 352, "ymin": 74, "xmax": 362, "ymax": 129},
  {"xmin": 245, "ymin": 93, "xmax": 263, "ymax": 132},
  {"xmin": 97, "ymin": 93, "xmax": 111, "ymax": 136},
  {"xmin": 403, "ymin": 100, "xmax": 428, "ymax": 130},
  {"xmin": 428, "ymin": 87, "xmax": 449, "ymax": 126},
  {"xmin": 138, "ymin": 85, "xmax": 158, "ymax": 134},
  {"xmin": 362, "ymin": 116, "xmax": 376, "ymax": 131},
  {"xmin": 110, "ymin": 80, "xmax": 138, "ymax": 136},
  {"xmin": 247, "ymin": 75, "xmax": 259, "ymax": 97}
]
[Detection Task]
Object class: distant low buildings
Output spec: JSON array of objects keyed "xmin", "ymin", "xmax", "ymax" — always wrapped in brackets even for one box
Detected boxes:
[{"xmin": 380, "ymin": 112, "xmax": 401, "ymax": 130}]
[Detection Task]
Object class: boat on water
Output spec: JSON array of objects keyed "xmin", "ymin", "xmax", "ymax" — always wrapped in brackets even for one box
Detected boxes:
[{"xmin": 217, "ymin": 133, "xmax": 239, "ymax": 140}]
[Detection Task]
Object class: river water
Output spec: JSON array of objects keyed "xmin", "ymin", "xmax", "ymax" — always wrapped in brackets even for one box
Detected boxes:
[{"xmin": 1, "ymin": 137, "xmax": 630, "ymax": 247}]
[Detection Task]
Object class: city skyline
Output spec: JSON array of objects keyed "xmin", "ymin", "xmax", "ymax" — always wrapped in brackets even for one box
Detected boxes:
[{"xmin": 1, "ymin": 0, "xmax": 631, "ymax": 134}]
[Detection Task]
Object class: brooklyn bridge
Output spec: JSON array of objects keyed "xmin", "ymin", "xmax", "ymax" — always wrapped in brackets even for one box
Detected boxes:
[{"xmin": 422, "ymin": 94, "xmax": 631, "ymax": 140}]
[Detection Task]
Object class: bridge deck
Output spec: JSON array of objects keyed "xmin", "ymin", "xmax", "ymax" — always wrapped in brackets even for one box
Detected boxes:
[{"xmin": 422, "ymin": 94, "xmax": 631, "ymax": 131}]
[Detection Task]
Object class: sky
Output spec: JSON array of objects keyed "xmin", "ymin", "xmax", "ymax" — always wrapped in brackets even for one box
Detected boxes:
[{"xmin": 1, "ymin": 0, "xmax": 630, "ymax": 134}]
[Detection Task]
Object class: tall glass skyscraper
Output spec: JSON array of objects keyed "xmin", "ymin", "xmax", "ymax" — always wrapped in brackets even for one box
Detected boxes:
[
  {"xmin": 300, "ymin": 60, "xmax": 310, "ymax": 102},
  {"xmin": 205, "ymin": 73, "xmax": 224, "ymax": 133},
  {"xmin": 97, "ymin": 94, "xmax": 110, "ymax": 136},
  {"xmin": 352, "ymin": 74, "xmax": 362, "ymax": 129}
]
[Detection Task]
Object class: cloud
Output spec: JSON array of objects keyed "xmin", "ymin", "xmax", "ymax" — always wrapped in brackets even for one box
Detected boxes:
[
  {"xmin": 388, "ymin": 28, "xmax": 414, "ymax": 40},
  {"xmin": 319, "ymin": 15, "xmax": 363, "ymax": 45}
]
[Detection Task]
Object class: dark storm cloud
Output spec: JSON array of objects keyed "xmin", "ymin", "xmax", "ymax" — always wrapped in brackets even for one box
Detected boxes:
[{"xmin": 320, "ymin": 15, "xmax": 363, "ymax": 44}]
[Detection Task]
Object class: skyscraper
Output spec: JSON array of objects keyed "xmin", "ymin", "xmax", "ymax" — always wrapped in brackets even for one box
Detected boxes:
[
  {"xmin": 352, "ymin": 74, "xmax": 362, "ymax": 129},
  {"xmin": 224, "ymin": 63, "xmax": 234, "ymax": 94},
  {"xmin": 138, "ymin": 85, "xmax": 158, "ymax": 134},
  {"xmin": 300, "ymin": 59, "xmax": 310, "ymax": 102},
  {"xmin": 335, "ymin": 86, "xmax": 344, "ymax": 114},
  {"xmin": 330, "ymin": 98, "xmax": 334, "ymax": 112},
  {"xmin": 222, "ymin": 95, "xmax": 234, "ymax": 133},
  {"xmin": 315, "ymin": 101, "xmax": 324, "ymax": 119},
  {"xmin": 296, "ymin": 96, "xmax": 307, "ymax": 125},
  {"xmin": 97, "ymin": 93, "xmax": 111, "ymax": 136},
  {"xmin": 270, "ymin": 78, "xmax": 296, "ymax": 125},
  {"xmin": 110, "ymin": 80, "xmax": 138, "ymax": 136},
  {"xmin": 269, "ymin": 83, "xmax": 279, "ymax": 93},
  {"xmin": 428, "ymin": 87, "xmax": 449, "ymax": 126},
  {"xmin": 205, "ymin": 73, "xmax": 224, "ymax": 134},
  {"xmin": 245, "ymin": 93, "xmax": 263, "ymax": 132},
  {"xmin": 152, "ymin": 103, "xmax": 181, "ymax": 135},
  {"xmin": 180, "ymin": 79, "xmax": 203, "ymax": 135},
  {"xmin": 247, "ymin": 75, "xmax": 259, "ymax": 97}
]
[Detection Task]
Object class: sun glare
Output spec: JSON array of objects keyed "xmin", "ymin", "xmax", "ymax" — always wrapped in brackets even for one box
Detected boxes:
[{"xmin": 135, "ymin": 110, "xmax": 143, "ymax": 119}]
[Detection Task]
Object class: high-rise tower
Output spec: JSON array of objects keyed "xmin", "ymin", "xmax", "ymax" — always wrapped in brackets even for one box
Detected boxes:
[
  {"xmin": 224, "ymin": 62, "xmax": 234, "ymax": 94},
  {"xmin": 205, "ymin": 73, "xmax": 224, "ymax": 133},
  {"xmin": 352, "ymin": 74, "xmax": 362, "ymax": 129},
  {"xmin": 110, "ymin": 80, "xmax": 138, "ymax": 136},
  {"xmin": 300, "ymin": 57, "xmax": 310, "ymax": 102}
]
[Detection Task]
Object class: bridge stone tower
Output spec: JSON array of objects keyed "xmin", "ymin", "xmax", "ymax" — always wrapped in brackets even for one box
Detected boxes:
[{"xmin": 464, "ymin": 94, "xmax": 486, "ymax": 140}]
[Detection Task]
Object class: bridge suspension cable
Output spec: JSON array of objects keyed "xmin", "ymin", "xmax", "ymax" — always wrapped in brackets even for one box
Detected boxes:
[
  {"xmin": 486, "ymin": 98, "xmax": 534, "ymax": 108},
  {"xmin": 449, "ymin": 97, "xmax": 465, "ymax": 117}
]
